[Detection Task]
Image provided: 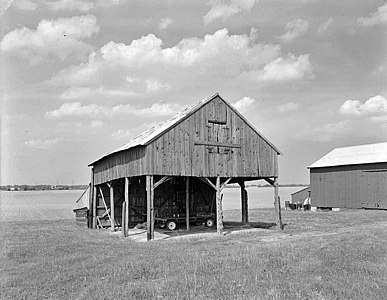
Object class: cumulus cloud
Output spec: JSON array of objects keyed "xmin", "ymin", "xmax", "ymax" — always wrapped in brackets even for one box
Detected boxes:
[
  {"xmin": 357, "ymin": 4, "xmax": 387, "ymax": 26},
  {"xmin": 112, "ymin": 129, "xmax": 134, "ymax": 141},
  {"xmin": 60, "ymin": 86, "xmax": 136, "ymax": 99},
  {"xmin": 45, "ymin": 0, "xmax": 94, "ymax": 12},
  {"xmin": 297, "ymin": 120, "xmax": 352, "ymax": 143},
  {"xmin": 256, "ymin": 54, "xmax": 313, "ymax": 81},
  {"xmin": 159, "ymin": 17, "xmax": 173, "ymax": 30},
  {"xmin": 278, "ymin": 19, "xmax": 309, "ymax": 43},
  {"xmin": 277, "ymin": 102, "xmax": 299, "ymax": 113},
  {"xmin": 339, "ymin": 95, "xmax": 387, "ymax": 116},
  {"xmin": 232, "ymin": 96, "xmax": 255, "ymax": 113},
  {"xmin": 204, "ymin": 0, "xmax": 259, "ymax": 25},
  {"xmin": 0, "ymin": 15, "xmax": 99, "ymax": 62},
  {"xmin": 49, "ymin": 28, "xmax": 312, "ymax": 98},
  {"xmin": 317, "ymin": 17, "xmax": 333, "ymax": 34},
  {"xmin": 46, "ymin": 102, "xmax": 182, "ymax": 119},
  {"xmin": 13, "ymin": 0, "xmax": 36, "ymax": 11},
  {"xmin": 25, "ymin": 138, "xmax": 63, "ymax": 149}
]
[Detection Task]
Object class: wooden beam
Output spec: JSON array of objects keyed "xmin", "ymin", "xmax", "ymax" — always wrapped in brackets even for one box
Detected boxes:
[
  {"xmin": 239, "ymin": 180, "xmax": 248, "ymax": 224},
  {"xmin": 273, "ymin": 177, "xmax": 282, "ymax": 230},
  {"xmin": 199, "ymin": 177, "xmax": 217, "ymax": 190},
  {"xmin": 89, "ymin": 168, "xmax": 94, "ymax": 229},
  {"xmin": 194, "ymin": 141, "xmax": 241, "ymax": 148},
  {"xmin": 146, "ymin": 175, "xmax": 154, "ymax": 241},
  {"xmin": 109, "ymin": 182, "xmax": 115, "ymax": 231},
  {"xmin": 216, "ymin": 176, "xmax": 223, "ymax": 235},
  {"xmin": 220, "ymin": 178, "xmax": 232, "ymax": 190},
  {"xmin": 92, "ymin": 184, "xmax": 97, "ymax": 229},
  {"xmin": 264, "ymin": 178, "xmax": 275, "ymax": 186},
  {"xmin": 154, "ymin": 176, "xmax": 171, "ymax": 189},
  {"xmin": 123, "ymin": 177, "xmax": 129, "ymax": 237},
  {"xmin": 98, "ymin": 186, "xmax": 112, "ymax": 226},
  {"xmin": 186, "ymin": 177, "xmax": 190, "ymax": 231}
]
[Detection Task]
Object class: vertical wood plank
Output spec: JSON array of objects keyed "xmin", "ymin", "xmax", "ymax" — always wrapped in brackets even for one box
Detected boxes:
[
  {"xmin": 92, "ymin": 184, "xmax": 97, "ymax": 229},
  {"xmin": 216, "ymin": 176, "xmax": 223, "ymax": 235},
  {"xmin": 240, "ymin": 180, "xmax": 248, "ymax": 224},
  {"xmin": 186, "ymin": 176, "xmax": 190, "ymax": 231},
  {"xmin": 124, "ymin": 177, "xmax": 129, "ymax": 237},
  {"xmin": 274, "ymin": 177, "xmax": 282, "ymax": 230},
  {"xmin": 109, "ymin": 182, "xmax": 115, "ymax": 231},
  {"xmin": 146, "ymin": 175, "xmax": 154, "ymax": 241}
]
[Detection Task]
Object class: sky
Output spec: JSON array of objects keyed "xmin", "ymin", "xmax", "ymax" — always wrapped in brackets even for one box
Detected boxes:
[{"xmin": 1, "ymin": 0, "xmax": 386, "ymax": 185}]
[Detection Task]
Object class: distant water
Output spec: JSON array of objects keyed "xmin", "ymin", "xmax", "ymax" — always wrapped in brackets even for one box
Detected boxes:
[{"xmin": 0, "ymin": 186, "xmax": 304, "ymax": 222}]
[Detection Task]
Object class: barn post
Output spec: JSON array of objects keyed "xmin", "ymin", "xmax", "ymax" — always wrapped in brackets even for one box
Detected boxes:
[
  {"xmin": 123, "ymin": 177, "xmax": 129, "ymax": 237},
  {"xmin": 108, "ymin": 182, "xmax": 115, "ymax": 231},
  {"xmin": 216, "ymin": 176, "xmax": 223, "ymax": 235},
  {"xmin": 92, "ymin": 184, "xmax": 97, "ymax": 229},
  {"xmin": 239, "ymin": 180, "xmax": 248, "ymax": 224},
  {"xmin": 186, "ymin": 177, "xmax": 190, "ymax": 231},
  {"xmin": 273, "ymin": 177, "xmax": 282, "ymax": 230},
  {"xmin": 146, "ymin": 175, "xmax": 154, "ymax": 241},
  {"xmin": 88, "ymin": 167, "xmax": 94, "ymax": 228}
]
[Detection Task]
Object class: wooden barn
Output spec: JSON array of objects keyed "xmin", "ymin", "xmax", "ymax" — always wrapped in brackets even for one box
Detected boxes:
[
  {"xmin": 308, "ymin": 142, "xmax": 387, "ymax": 210},
  {"xmin": 88, "ymin": 93, "xmax": 282, "ymax": 240}
]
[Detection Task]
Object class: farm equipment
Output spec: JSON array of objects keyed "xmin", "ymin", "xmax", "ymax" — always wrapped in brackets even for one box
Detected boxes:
[{"xmin": 155, "ymin": 212, "xmax": 216, "ymax": 231}]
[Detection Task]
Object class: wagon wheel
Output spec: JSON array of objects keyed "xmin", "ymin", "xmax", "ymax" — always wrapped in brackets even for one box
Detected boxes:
[
  {"xmin": 166, "ymin": 221, "xmax": 177, "ymax": 231},
  {"xmin": 205, "ymin": 218, "xmax": 215, "ymax": 228}
]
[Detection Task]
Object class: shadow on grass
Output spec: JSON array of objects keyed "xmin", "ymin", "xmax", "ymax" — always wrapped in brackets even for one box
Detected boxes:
[{"xmin": 225, "ymin": 221, "xmax": 277, "ymax": 230}]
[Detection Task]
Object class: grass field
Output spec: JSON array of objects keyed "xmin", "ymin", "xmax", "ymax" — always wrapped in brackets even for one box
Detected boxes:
[{"xmin": 1, "ymin": 208, "xmax": 387, "ymax": 300}]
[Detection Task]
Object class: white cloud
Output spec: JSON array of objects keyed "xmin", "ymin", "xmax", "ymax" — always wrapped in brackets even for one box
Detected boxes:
[
  {"xmin": 278, "ymin": 19, "xmax": 309, "ymax": 43},
  {"xmin": 317, "ymin": 17, "xmax": 333, "ymax": 34},
  {"xmin": 60, "ymin": 86, "xmax": 136, "ymax": 99},
  {"xmin": 25, "ymin": 138, "xmax": 63, "ymax": 149},
  {"xmin": 204, "ymin": 0, "xmax": 259, "ymax": 25},
  {"xmin": 45, "ymin": 0, "xmax": 94, "ymax": 12},
  {"xmin": 14, "ymin": 0, "xmax": 36, "ymax": 11},
  {"xmin": 46, "ymin": 102, "xmax": 182, "ymax": 118},
  {"xmin": 277, "ymin": 102, "xmax": 299, "ymax": 113},
  {"xmin": 357, "ymin": 4, "xmax": 387, "ymax": 26},
  {"xmin": 232, "ymin": 96, "xmax": 255, "ymax": 113},
  {"xmin": 146, "ymin": 79, "xmax": 170, "ymax": 93},
  {"xmin": 159, "ymin": 17, "xmax": 173, "ymax": 30},
  {"xmin": 297, "ymin": 120, "xmax": 352, "ymax": 143},
  {"xmin": 49, "ymin": 28, "xmax": 313, "ymax": 98},
  {"xmin": 339, "ymin": 95, "xmax": 387, "ymax": 116},
  {"xmin": 112, "ymin": 129, "xmax": 134, "ymax": 141},
  {"xmin": 256, "ymin": 54, "xmax": 313, "ymax": 81},
  {"xmin": 0, "ymin": 15, "xmax": 99, "ymax": 61}
]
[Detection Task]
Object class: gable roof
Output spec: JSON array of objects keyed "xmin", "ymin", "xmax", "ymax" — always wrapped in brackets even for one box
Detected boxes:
[
  {"xmin": 89, "ymin": 93, "xmax": 280, "ymax": 166},
  {"xmin": 308, "ymin": 142, "xmax": 387, "ymax": 169}
]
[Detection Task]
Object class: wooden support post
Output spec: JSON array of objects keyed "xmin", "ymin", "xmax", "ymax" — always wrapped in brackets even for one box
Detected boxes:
[
  {"xmin": 273, "ymin": 177, "xmax": 282, "ymax": 230},
  {"xmin": 89, "ymin": 168, "xmax": 94, "ymax": 229},
  {"xmin": 92, "ymin": 184, "xmax": 97, "ymax": 229},
  {"xmin": 186, "ymin": 177, "xmax": 190, "ymax": 231},
  {"xmin": 240, "ymin": 180, "xmax": 248, "ymax": 224},
  {"xmin": 123, "ymin": 177, "xmax": 129, "ymax": 237},
  {"xmin": 108, "ymin": 182, "xmax": 115, "ymax": 231},
  {"xmin": 216, "ymin": 176, "xmax": 223, "ymax": 235},
  {"xmin": 146, "ymin": 175, "xmax": 154, "ymax": 241}
]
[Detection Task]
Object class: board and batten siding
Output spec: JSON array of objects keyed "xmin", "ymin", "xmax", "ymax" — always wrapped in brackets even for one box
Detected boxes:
[
  {"xmin": 310, "ymin": 162, "xmax": 387, "ymax": 209},
  {"xmin": 93, "ymin": 96, "xmax": 278, "ymax": 185}
]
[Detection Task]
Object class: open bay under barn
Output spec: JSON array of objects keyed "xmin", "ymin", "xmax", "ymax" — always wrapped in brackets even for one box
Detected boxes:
[
  {"xmin": 86, "ymin": 93, "xmax": 282, "ymax": 240},
  {"xmin": 308, "ymin": 142, "xmax": 387, "ymax": 210}
]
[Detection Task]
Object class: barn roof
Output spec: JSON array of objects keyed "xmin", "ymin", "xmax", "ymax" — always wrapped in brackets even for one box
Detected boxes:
[
  {"xmin": 89, "ymin": 93, "xmax": 280, "ymax": 166},
  {"xmin": 308, "ymin": 142, "xmax": 387, "ymax": 169}
]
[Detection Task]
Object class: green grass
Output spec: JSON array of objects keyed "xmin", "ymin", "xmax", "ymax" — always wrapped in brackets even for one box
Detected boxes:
[{"xmin": 1, "ymin": 209, "xmax": 387, "ymax": 299}]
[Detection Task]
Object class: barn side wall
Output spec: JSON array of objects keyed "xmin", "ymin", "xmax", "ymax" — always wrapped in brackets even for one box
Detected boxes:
[{"xmin": 310, "ymin": 162, "xmax": 387, "ymax": 209}]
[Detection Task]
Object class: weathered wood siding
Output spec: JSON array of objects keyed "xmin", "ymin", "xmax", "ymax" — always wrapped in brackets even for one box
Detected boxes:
[
  {"xmin": 93, "ymin": 96, "xmax": 278, "ymax": 184},
  {"xmin": 147, "ymin": 96, "xmax": 278, "ymax": 178},
  {"xmin": 310, "ymin": 162, "xmax": 387, "ymax": 209},
  {"xmin": 94, "ymin": 146, "xmax": 148, "ymax": 185}
]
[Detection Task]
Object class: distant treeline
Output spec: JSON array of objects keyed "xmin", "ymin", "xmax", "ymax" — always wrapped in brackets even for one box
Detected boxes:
[
  {"xmin": 225, "ymin": 183, "xmax": 309, "ymax": 188},
  {"xmin": 1, "ymin": 185, "xmax": 88, "ymax": 191}
]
